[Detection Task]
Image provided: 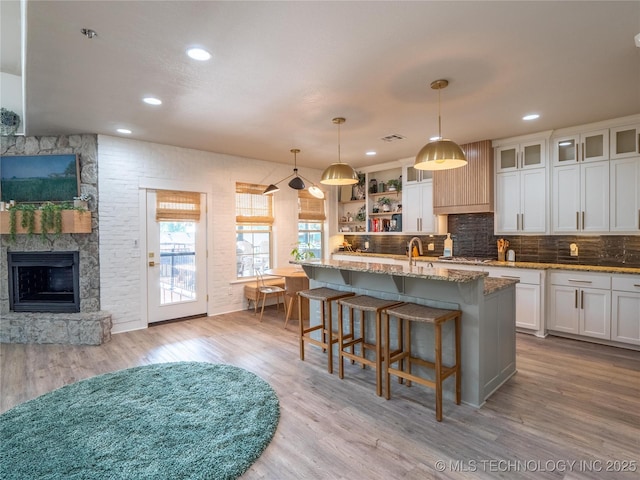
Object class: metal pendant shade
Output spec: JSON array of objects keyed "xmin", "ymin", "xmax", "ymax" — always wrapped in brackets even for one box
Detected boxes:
[
  {"xmin": 263, "ymin": 148, "xmax": 324, "ymax": 199},
  {"xmin": 288, "ymin": 174, "xmax": 305, "ymax": 190},
  {"xmin": 321, "ymin": 117, "xmax": 359, "ymax": 185},
  {"xmin": 414, "ymin": 79, "xmax": 467, "ymax": 171}
]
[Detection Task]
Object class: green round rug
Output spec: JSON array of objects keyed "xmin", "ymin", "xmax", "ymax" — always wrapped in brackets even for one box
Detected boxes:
[{"xmin": 0, "ymin": 362, "xmax": 280, "ymax": 480}]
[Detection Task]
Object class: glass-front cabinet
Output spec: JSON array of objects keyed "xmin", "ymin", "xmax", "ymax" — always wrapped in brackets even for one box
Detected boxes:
[
  {"xmin": 553, "ymin": 129, "xmax": 609, "ymax": 164},
  {"xmin": 496, "ymin": 140, "xmax": 546, "ymax": 172},
  {"xmin": 610, "ymin": 124, "xmax": 640, "ymax": 159}
]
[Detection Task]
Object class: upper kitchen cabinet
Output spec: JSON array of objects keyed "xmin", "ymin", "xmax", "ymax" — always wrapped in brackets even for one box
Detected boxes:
[
  {"xmin": 496, "ymin": 139, "xmax": 546, "ymax": 172},
  {"xmin": 610, "ymin": 123, "xmax": 640, "ymax": 159},
  {"xmin": 610, "ymin": 157, "xmax": 640, "ymax": 233},
  {"xmin": 403, "ymin": 180, "xmax": 436, "ymax": 234},
  {"xmin": 493, "ymin": 133, "xmax": 550, "ymax": 234},
  {"xmin": 403, "ymin": 164, "xmax": 433, "ymax": 184},
  {"xmin": 433, "ymin": 140, "xmax": 494, "ymax": 214},
  {"xmin": 552, "ymin": 161, "xmax": 609, "ymax": 233},
  {"xmin": 553, "ymin": 129, "xmax": 609, "ymax": 165}
]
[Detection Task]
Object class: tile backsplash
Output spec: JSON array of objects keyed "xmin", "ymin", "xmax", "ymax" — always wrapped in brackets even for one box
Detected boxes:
[{"xmin": 343, "ymin": 213, "xmax": 640, "ymax": 268}]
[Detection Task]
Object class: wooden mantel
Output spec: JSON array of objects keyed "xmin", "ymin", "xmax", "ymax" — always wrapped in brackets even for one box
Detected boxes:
[{"xmin": 0, "ymin": 210, "xmax": 91, "ymax": 235}]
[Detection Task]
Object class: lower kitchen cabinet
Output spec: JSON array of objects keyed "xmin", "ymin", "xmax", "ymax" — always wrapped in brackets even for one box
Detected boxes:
[
  {"xmin": 611, "ymin": 276, "xmax": 640, "ymax": 345},
  {"xmin": 548, "ymin": 272, "xmax": 611, "ymax": 340},
  {"xmin": 483, "ymin": 266, "xmax": 543, "ymax": 336}
]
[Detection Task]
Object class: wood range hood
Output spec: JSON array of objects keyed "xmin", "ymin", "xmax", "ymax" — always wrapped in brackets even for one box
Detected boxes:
[{"xmin": 432, "ymin": 140, "xmax": 494, "ymax": 214}]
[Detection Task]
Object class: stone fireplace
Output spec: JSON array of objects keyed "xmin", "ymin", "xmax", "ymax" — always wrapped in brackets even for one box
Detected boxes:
[{"xmin": 0, "ymin": 134, "xmax": 111, "ymax": 345}]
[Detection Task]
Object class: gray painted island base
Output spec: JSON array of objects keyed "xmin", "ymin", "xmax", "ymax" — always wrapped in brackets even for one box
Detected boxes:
[{"xmin": 299, "ymin": 259, "xmax": 517, "ymax": 408}]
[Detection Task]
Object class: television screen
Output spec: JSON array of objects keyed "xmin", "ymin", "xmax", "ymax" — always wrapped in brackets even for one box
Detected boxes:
[{"xmin": 0, "ymin": 154, "xmax": 80, "ymax": 203}]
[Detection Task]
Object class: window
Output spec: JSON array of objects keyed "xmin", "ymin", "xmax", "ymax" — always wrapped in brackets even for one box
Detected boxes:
[
  {"xmin": 236, "ymin": 182, "xmax": 273, "ymax": 278},
  {"xmin": 297, "ymin": 190, "xmax": 325, "ymax": 259}
]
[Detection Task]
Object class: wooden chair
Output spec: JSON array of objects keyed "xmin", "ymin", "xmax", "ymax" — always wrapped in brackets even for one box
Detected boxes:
[{"xmin": 255, "ymin": 268, "xmax": 287, "ymax": 322}]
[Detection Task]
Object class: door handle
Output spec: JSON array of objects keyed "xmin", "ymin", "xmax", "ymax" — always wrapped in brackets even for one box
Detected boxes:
[
  {"xmin": 574, "ymin": 289, "xmax": 578, "ymax": 308},
  {"xmin": 576, "ymin": 211, "xmax": 579, "ymax": 230},
  {"xmin": 581, "ymin": 290, "xmax": 584, "ymax": 309}
]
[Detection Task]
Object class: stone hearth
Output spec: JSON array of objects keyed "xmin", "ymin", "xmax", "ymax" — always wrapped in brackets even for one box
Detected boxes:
[{"xmin": 1, "ymin": 312, "xmax": 112, "ymax": 345}]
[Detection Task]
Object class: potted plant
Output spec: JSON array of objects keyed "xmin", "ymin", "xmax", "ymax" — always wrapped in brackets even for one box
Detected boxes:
[
  {"xmin": 290, "ymin": 243, "xmax": 316, "ymax": 261},
  {"xmin": 378, "ymin": 197, "xmax": 393, "ymax": 212},
  {"xmin": 387, "ymin": 179, "xmax": 401, "ymax": 192}
]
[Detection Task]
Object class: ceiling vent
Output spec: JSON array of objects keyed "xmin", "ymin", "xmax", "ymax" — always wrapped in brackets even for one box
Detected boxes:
[{"xmin": 380, "ymin": 134, "xmax": 405, "ymax": 142}]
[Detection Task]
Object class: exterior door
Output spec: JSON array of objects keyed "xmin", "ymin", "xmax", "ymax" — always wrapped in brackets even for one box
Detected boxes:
[{"xmin": 146, "ymin": 190, "xmax": 207, "ymax": 323}]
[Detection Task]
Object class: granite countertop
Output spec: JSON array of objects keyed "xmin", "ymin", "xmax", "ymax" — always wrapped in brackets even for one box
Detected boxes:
[
  {"xmin": 333, "ymin": 252, "xmax": 640, "ymax": 275},
  {"xmin": 300, "ymin": 258, "xmax": 517, "ymax": 295},
  {"xmin": 299, "ymin": 259, "xmax": 488, "ymax": 283}
]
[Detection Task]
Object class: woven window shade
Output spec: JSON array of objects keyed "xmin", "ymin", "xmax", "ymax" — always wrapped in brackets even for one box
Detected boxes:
[
  {"xmin": 298, "ymin": 190, "xmax": 326, "ymax": 221},
  {"xmin": 236, "ymin": 182, "xmax": 274, "ymax": 224},
  {"xmin": 156, "ymin": 190, "xmax": 201, "ymax": 221}
]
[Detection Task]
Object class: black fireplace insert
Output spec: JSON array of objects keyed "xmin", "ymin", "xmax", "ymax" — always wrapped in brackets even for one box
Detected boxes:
[{"xmin": 8, "ymin": 251, "xmax": 80, "ymax": 313}]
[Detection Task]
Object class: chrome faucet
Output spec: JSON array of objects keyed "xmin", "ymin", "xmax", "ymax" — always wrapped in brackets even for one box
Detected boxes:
[{"xmin": 408, "ymin": 237, "xmax": 423, "ymax": 266}]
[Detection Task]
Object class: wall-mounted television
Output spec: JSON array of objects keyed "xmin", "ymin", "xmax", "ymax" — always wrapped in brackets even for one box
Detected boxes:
[{"xmin": 0, "ymin": 154, "xmax": 80, "ymax": 203}]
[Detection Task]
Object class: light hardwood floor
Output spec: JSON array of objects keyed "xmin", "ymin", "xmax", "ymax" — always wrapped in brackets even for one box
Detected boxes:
[{"xmin": 1, "ymin": 308, "xmax": 639, "ymax": 479}]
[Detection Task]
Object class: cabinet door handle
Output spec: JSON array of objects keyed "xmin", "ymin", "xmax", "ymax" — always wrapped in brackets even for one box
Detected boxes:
[
  {"xmin": 581, "ymin": 290, "xmax": 584, "ymax": 309},
  {"xmin": 568, "ymin": 279, "xmax": 592, "ymax": 283},
  {"xmin": 582, "ymin": 211, "xmax": 585, "ymax": 229},
  {"xmin": 574, "ymin": 289, "xmax": 578, "ymax": 308},
  {"xmin": 637, "ymin": 133, "xmax": 639, "ymax": 154},
  {"xmin": 633, "ymin": 284, "xmax": 640, "ymax": 288},
  {"xmin": 638, "ymin": 209, "xmax": 639, "ymax": 230},
  {"xmin": 581, "ymin": 142, "xmax": 584, "ymax": 162},
  {"xmin": 576, "ymin": 211, "xmax": 580, "ymax": 230},
  {"xmin": 521, "ymin": 213, "xmax": 524, "ymax": 230}
]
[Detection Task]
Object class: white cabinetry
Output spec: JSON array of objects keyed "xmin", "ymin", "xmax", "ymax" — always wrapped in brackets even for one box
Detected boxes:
[
  {"xmin": 609, "ymin": 157, "xmax": 640, "ymax": 233},
  {"xmin": 484, "ymin": 266, "xmax": 544, "ymax": 336},
  {"xmin": 611, "ymin": 276, "xmax": 640, "ymax": 345},
  {"xmin": 496, "ymin": 168, "xmax": 546, "ymax": 234},
  {"xmin": 610, "ymin": 123, "xmax": 640, "ymax": 159},
  {"xmin": 494, "ymin": 136, "xmax": 547, "ymax": 235},
  {"xmin": 403, "ymin": 181, "xmax": 435, "ymax": 233},
  {"xmin": 552, "ymin": 160, "xmax": 609, "ymax": 233},
  {"xmin": 553, "ymin": 129, "xmax": 609, "ymax": 164},
  {"xmin": 548, "ymin": 272, "xmax": 611, "ymax": 340},
  {"xmin": 496, "ymin": 140, "xmax": 546, "ymax": 172}
]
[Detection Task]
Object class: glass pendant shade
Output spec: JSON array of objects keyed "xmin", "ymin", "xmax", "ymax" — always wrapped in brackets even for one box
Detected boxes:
[
  {"xmin": 414, "ymin": 139, "xmax": 467, "ymax": 170},
  {"xmin": 288, "ymin": 175, "xmax": 306, "ymax": 190}
]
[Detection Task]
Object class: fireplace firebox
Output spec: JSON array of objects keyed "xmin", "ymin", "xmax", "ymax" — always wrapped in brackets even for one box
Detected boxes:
[{"xmin": 8, "ymin": 252, "xmax": 80, "ymax": 313}]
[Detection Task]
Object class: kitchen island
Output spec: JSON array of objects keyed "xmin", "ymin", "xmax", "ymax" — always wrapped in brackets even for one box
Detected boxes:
[{"xmin": 298, "ymin": 258, "xmax": 517, "ymax": 407}]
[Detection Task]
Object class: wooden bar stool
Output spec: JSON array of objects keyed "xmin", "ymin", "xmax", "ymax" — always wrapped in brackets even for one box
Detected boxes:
[
  {"xmin": 337, "ymin": 295, "xmax": 402, "ymax": 396},
  {"xmin": 297, "ymin": 288, "xmax": 355, "ymax": 373},
  {"xmin": 382, "ymin": 303, "xmax": 462, "ymax": 422}
]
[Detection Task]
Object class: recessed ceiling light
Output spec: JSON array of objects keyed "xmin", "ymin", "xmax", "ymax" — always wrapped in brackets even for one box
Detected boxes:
[
  {"xmin": 116, "ymin": 128, "xmax": 132, "ymax": 134},
  {"xmin": 366, "ymin": 151, "xmax": 376, "ymax": 156},
  {"xmin": 522, "ymin": 114, "xmax": 540, "ymax": 121},
  {"xmin": 558, "ymin": 141, "xmax": 572, "ymax": 146},
  {"xmin": 187, "ymin": 47, "xmax": 211, "ymax": 61},
  {"xmin": 143, "ymin": 97, "xmax": 162, "ymax": 106}
]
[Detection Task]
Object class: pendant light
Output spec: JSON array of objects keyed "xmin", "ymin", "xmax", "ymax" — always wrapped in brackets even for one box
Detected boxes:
[
  {"xmin": 414, "ymin": 79, "xmax": 467, "ymax": 171},
  {"xmin": 320, "ymin": 117, "xmax": 359, "ymax": 185},
  {"xmin": 263, "ymin": 149, "xmax": 325, "ymax": 199}
]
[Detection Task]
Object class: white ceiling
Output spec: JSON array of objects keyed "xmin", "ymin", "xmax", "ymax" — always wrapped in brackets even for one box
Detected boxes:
[{"xmin": 3, "ymin": 1, "xmax": 640, "ymax": 170}]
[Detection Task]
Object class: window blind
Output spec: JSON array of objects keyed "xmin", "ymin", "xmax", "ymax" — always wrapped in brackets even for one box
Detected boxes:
[
  {"xmin": 156, "ymin": 190, "xmax": 201, "ymax": 221},
  {"xmin": 298, "ymin": 190, "xmax": 326, "ymax": 221},
  {"xmin": 235, "ymin": 182, "xmax": 274, "ymax": 224}
]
